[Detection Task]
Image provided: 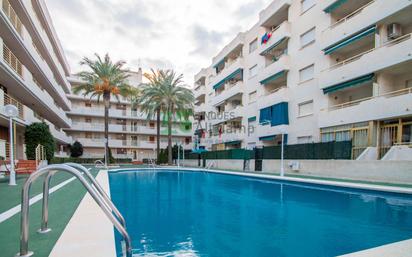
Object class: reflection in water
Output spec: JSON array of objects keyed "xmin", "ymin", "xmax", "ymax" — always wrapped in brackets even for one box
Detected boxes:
[{"xmin": 109, "ymin": 171, "xmax": 412, "ymax": 257}]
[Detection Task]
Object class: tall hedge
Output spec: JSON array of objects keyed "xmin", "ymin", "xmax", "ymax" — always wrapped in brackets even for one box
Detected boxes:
[{"xmin": 24, "ymin": 122, "xmax": 55, "ymax": 161}]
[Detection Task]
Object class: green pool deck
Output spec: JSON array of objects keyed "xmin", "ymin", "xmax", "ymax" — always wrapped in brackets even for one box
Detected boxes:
[{"xmin": 0, "ymin": 167, "xmax": 99, "ymax": 257}]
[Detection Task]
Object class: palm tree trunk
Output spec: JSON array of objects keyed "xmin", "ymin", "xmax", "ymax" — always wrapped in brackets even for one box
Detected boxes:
[
  {"xmin": 167, "ymin": 111, "xmax": 172, "ymax": 165},
  {"xmin": 156, "ymin": 108, "xmax": 161, "ymax": 164},
  {"xmin": 104, "ymin": 92, "xmax": 110, "ymax": 167}
]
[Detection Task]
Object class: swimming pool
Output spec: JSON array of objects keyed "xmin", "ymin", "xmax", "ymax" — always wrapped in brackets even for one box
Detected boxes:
[{"xmin": 108, "ymin": 169, "xmax": 412, "ymax": 257}]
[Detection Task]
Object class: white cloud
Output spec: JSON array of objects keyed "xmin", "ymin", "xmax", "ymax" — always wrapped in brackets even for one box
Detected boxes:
[{"xmin": 46, "ymin": 0, "xmax": 272, "ymax": 84}]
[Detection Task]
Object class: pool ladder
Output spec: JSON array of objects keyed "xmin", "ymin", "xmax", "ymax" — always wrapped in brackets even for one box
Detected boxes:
[{"xmin": 16, "ymin": 163, "xmax": 133, "ymax": 257}]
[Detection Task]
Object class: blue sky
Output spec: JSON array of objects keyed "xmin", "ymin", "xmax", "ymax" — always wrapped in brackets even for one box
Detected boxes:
[{"xmin": 46, "ymin": 0, "xmax": 272, "ymax": 84}]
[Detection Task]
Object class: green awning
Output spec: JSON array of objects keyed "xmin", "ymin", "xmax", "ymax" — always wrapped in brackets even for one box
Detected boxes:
[
  {"xmin": 213, "ymin": 68, "xmax": 243, "ymax": 90},
  {"xmin": 323, "ymin": 25, "xmax": 376, "ymax": 55},
  {"xmin": 248, "ymin": 116, "xmax": 257, "ymax": 122},
  {"xmin": 259, "ymin": 135, "xmax": 276, "ymax": 141},
  {"xmin": 260, "ymin": 70, "xmax": 286, "ymax": 85},
  {"xmin": 225, "ymin": 140, "xmax": 241, "ymax": 146},
  {"xmin": 260, "ymin": 37, "xmax": 288, "ymax": 56},
  {"xmin": 213, "ymin": 58, "xmax": 225, "ymax": 68},
  {"xmin": 324, "ymin": 0, "xmax": 348, "ymax": 13},
  {"xmin": 323, "ymin": 73, "xmax": 374, "ymax": 94}
]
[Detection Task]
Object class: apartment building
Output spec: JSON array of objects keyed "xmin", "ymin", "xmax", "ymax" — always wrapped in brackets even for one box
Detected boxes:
[
  {"xmin": 0, "ymin": 0, "xmax": 72, "ymax": 159},
  {"xmin": 193, "ymin": 0, "xmax": 412, "ymax": 159},
  {"xmin": 65, "ymin": 70, "xmax": 193, "ymax": 161}
]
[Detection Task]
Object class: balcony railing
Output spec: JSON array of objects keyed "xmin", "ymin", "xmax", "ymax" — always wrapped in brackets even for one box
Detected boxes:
[
  {"xmin": 323, "ymin": 33, "xmax": 412, "ymax": 72},
  {"xmin": 2, "ymin": 0, "xmax": 23, "ymax": 36},
  {"xmin": 3, "ymin": 93, "xmax": 25, "ymax": 119},
  {"xmin": 323, "ymin": 0, "xmax": 376, "ymax": 31},
  {"xmin": 324, "ymin": 87, "xmax": 412, "ymax": 111},
  {"xmin": 2, "ymin": 43, "xmax": 23, "ymax": 77}
]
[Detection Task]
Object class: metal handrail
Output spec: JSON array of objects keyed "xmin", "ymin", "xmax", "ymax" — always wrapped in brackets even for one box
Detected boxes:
[
  {"xmin": 67, "ymin": 163, "xmax": 126, "ymax": 227},
  {"xmin": 17, "ymin": 164, "xmax": 132, "ymax": 257}
]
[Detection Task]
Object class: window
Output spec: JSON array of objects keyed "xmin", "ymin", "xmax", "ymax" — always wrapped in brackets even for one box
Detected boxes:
[
  {"xmin": 249, "ymin": 65, "xmax": 258, "ymax": 78},
  {"xmin": 85, "ymin": 117, "xmax": 92, "ymax": 123},
  {"xmin": 85, "ymin": 132, "xmax": 92, "ymax": 139},
  {"xmin": 300, "ymin": 27, "xmax": 316, "ymax": 48},
  {"xmin": 301, "ymin": 0, "xmax": 315, "ymax": 13},
  {"xmin": 299, "ymin": 64, "xmax": 315, "ymax": 82},
  {"xmin": 298, "ymin": 100, "xmax": 314, "ymax": 117},
  {"xmin": 85, "ymin": 102, "xmax": 92, "ymax": 107},
  {"xmin": 249, "ymin": 91, "xmax": 257, "ymax": 103},
  {"xmin": 297, "ymin": 136, "xmax": 313, "ymax": 144},
  {"xmin": 149, "ymin": 136, "xmax": 155, "ymax": 142},
  {"xmin": 149, "ymin": 122, "xmax": 155, "ymax": 128},
  {"xmin": 249, "ymin": 38, "xmax": 258, "ymax": 53}
]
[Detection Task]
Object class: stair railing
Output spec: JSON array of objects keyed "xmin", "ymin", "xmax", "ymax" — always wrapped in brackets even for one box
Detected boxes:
[{"xmin": 17, "ymin": 164, "xmax": 132, "ymax": 257}]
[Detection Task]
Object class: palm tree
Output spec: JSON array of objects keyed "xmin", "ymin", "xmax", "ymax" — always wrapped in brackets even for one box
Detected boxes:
[
  {"xmin": 139, "ymin": 69, "xmax": 194, "ymax": 165},
  {"xmin": 73, "ymin": 54, "xmax": 133, "ymax": 167},
  {"xmin": 138, "ymin": 69, "xmax": 164, "ymax": 164}
]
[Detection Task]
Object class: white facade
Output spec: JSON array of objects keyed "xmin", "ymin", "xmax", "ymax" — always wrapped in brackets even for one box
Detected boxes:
[
  {"xmin": 65, "ymin": 71, "xmax": 193, "ymax": 161},
  {"xmin": 193, "ymin": 0, "xmax": 412, "ymax": 159},
  {"xmin": 0, "ymin": 0, "xmax": 72, "ymax": 159}
]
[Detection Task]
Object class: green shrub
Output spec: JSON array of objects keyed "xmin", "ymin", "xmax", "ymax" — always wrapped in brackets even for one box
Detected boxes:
[
  {"xmin": 70, "ymin": 141, "xmax": 83, "ymax": 158},
  {"xmin": 24, "ymin": 122, "xmax": 55, "ymax": 161},
  {"xmin": 158, "ymin": 149, "xmax": 168, "ymax": 164}
]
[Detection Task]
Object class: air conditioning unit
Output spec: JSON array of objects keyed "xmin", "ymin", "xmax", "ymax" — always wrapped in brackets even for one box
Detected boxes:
[{"xmin": 387, "ymin": 23, "xmax": 402, "ymax": 39}]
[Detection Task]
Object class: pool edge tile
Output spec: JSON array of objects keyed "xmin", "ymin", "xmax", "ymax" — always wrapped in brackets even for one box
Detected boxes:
[{"xmin": 48, "ymin": 170, "xmax": 116, "ymax": 257}]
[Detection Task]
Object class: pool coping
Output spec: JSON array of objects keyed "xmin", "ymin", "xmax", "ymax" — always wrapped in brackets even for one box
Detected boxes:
[
  {"xmin": 48, "ymin": 170, "xmax": 116, "ymax": 257},
  {"xmin": 110, "ymin": 167, "xmax": 412, "ymax": 195}
]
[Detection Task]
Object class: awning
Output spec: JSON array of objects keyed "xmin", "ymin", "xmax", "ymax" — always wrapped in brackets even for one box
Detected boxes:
[
  {"xmin": 323, "ymin": 25, "xmax": 376, "ymax": 55},
  {"xmin": 323, "ymin": 0, "xmax": 348, "ymax": 13},
  {"xmin": 213, "ymin": 68, "xmax": 243, "ymax": 90},
  {"xmin": 248, "ymin": 116, "xmax": 257, "ymax": 122},
  {"xmin": 260, "ymin": 70, "xmax": 286, "ymax": 85},
  {"xmin": 192, "ymin": 148, "xmax": 208, "ymax": 154},
  {"xmin": 323, "ymin": 73, "xmax": 375, "ymax": 94},
  {"xmin": 225, "ymin": 140, "xmax": 241, "ymax": 146},
  {"xmin": 260, "ymin": 37, "xmax": 288, "ymax": 56},
  {"xmin": 259, "ymin": 134, "xmax": 288, "ymax": 143},
  {"xmin": 213, "ymin": 58, "xmax": 225, "ymax": 68}
]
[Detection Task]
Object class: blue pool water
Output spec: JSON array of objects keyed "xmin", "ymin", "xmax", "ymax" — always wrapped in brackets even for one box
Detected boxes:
[{"xmin": 108, "ymin": 170, "xmax": 412, "ymax": 257}]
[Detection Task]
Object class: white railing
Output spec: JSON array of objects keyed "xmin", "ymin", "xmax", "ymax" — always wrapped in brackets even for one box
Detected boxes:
[
  {"xmin": 323, "ymin": 0, "xmax": 376, "ymax": 31},
  {"xmin": 2, "ymin": 0, "xmax": 23, "ymax": 36},
  {"xmin": 2, "ymin": 92, "xmax": 25, "ymax": 119},
  {"xmin": 324, "ymin": 87, "xmax": 412, "ymax": 111},
  {"xmin": 35, "ymin": 144, "xmax": 46, "ymax": 167},
  {"xmin": 323, "ymin": 33, "xmax": 412, "ymax": 72},
  {"xmin": 2, "ymin": 42, "xmax": 23, "ymax": 77}
]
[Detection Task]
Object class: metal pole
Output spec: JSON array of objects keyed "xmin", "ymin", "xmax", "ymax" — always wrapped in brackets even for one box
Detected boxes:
[
  {"xmin": 280, "ymin": 133, "xmax": 285, "ymax": 177},
  {"xmin": 177, "ymin": 144, "xmax": 180, "ymax": 168},
  {"xmin": 182, "ymin": 144, "xmax": 185, "ymax": 167},
  {"xmin": 18, "ymin": 164, "xmax": 132, "ymax": 257},
  {"xmin": 38, "ymin": 171, "xmax": 55, "ymax": 233},
  {"xmin": 9, "ymin": 116, "xmax": 16, "ymax": 186}
]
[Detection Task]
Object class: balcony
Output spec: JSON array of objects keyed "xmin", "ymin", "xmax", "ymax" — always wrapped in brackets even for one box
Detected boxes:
[
  {"xmin": 259, "ymin": 0, "xmax": 291, "ymax": 28},
  {"xmin": 212, "ymin": 33, "xmax": 244, "ymax": 71},
  {"xmin": 0, "ymin": 39, "xmax": 71, "ymax": 127},
  {"xmin": 321, "ymin": 0, "xmax": 412, "ymax": 49},
  {"xmin": 211, "ymin": 82, "xmax": 243, "ymax": 107},
  {"xmin": 257, "ymin": 87, "xmax": 289, "ymax": 110},
  {"xmin": 320, "ymin": 33, "xmax": 412, "ymax": 90},
  {"xmin": 319, "ymin": 88, "xmax": 412, "ymax": 128},
  {"xmin": 210, "ymin": 106, "xmax": 244, "ymax": 126},
  {"xmin": 19, "ymin": 0, "xmax": 71, "ymax": 92},
  {"xmin": 0, "ymin": 5, "xmax": 71, "ymax": 109},
  {"xmin": 194, "ymin": 85, "xmax": 206, "ymax": 99},
  {"xmin": 49, "ymin": 123, "xmax": 72, "ymax": 144},
  {"xmin": 0, "ymin": 91, "xmax": 25, "ymax": 120},
  {"xmin": 259, "ymin": 21, "xmax": 291, "ymax": 55},
  {"xmin": 256, "ymin": 124, "xmax": 289, "ymax": 141},
  {"xmin": 258, "ymin": 55, "xmax": 290, "ymax": 85},
  {"xmin": 211, "ymin": 57, "xmax": 244, "ymax": 88}
]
